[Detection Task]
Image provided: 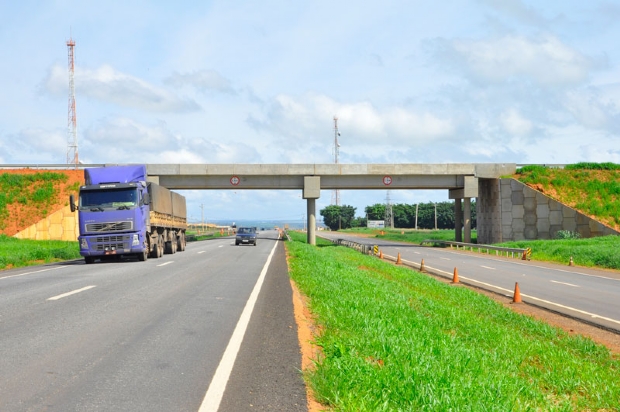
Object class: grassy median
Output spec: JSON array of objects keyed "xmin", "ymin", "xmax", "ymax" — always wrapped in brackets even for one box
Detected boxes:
[{"xmin": 286, "ymin": 231, "xmax": 620, "ymax": 411}]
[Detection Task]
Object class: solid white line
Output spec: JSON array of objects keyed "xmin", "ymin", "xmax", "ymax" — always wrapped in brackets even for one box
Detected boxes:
[
  {"xmin": 198, "ymin": 240, "xmax": 278, "ymax": 412},
  {"xmin": 480, "ymin": 265, "xmax": 496, "ymax": 270},
  {"xmin": 550, "ymin": 280, "xmax": 580, "ymax": 287},
  {"xmin": 47, "ymin": 285, "xmax": 96, "ymax": 301},
  {"xmin": 0, "ymin": 266, "xmax": 67, "ymax": 281},
  {"xmin": 157, "ymin": 261, "xmax": 174, "ymax": 267},
  {"xmin": 413, "ymin": 265, "xmax": 620, "ymax": 326}
]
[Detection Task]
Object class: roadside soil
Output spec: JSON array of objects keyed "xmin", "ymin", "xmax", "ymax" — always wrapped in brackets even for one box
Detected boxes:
[{"xmin": 0, "ymin": 169, "xmax": 84, "ymax": 236}]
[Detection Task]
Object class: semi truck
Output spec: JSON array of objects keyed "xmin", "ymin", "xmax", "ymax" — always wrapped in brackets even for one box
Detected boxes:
[{"xmin": 70, "ymin": 165, "xmax": 187, "ymax": 263}]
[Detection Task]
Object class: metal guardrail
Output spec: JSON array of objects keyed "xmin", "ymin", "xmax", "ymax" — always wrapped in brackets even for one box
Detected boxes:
[
  {"xmin": 332, "ymin": 239, "xmax": 374, "ymax": 255},
  {"xmin": 420, "ymin": 239, "xmax": 530, "ymax": 259}
]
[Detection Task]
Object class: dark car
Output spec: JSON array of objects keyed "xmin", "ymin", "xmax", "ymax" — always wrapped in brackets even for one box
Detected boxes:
[{"xmin": 235, "ymin": 227, "xmax": 257, "ymax": 246}]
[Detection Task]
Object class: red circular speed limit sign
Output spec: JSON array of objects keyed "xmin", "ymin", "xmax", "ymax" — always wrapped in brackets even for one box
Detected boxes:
[
  {"xmin": 383, "ymin": 175, "xmax": 392, "ymax": 186},
  {"xmin": 230, "ymin": 175, "xmax": 240, "ymax": 186}
]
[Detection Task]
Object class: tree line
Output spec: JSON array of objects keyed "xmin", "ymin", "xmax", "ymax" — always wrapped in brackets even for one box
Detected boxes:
[{"xmin": 320, "ymin": 202, "xmax": 477, "ymax": 231}]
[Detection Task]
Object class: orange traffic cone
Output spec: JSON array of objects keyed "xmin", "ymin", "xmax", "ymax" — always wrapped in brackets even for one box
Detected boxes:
[
  {"xmin": 379, "ymin": 250, "xmax": 383, "ymax": 259},
  {"xmin": 420, "ymin": 259, "xmax": 425, "ymax": 272},
  {"xmin": 513, "ymin": 282, "xmax": 522, "ymax": 303},
  {"xmin": 396, "ymin": 253, "xmax": 402, "ymax": 264},
  {"xmin": 452, "ymin": 267, "xmax": 459, "ymax": 283}
]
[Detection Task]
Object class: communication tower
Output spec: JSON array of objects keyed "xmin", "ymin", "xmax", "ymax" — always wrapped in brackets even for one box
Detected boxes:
[
  {"xmin": 331, "ymin": 116, "xmax": 341, "ymax": 205},
  {"xmin": 66, "ymin": 37, "xmax": 78, "ymax": 167}
]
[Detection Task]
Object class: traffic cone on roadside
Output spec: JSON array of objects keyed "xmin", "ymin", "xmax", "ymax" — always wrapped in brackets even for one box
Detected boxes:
[
  {"xmin": 396, "ymin": 253, "xmax": 402, "ymax": 264},
  {"xmin": 452, "ymin": 267, "xmax": 459, "ymax": 284},
  {"xmin": 569, "ymin": 257, "xmax": 574, "ymax": 266},
  {"xmin": 379, "ymin": 250, "xmax": 383, "ymax": 259},
  {"xmin": 512, "ymin": 282, "xmax": 522, "ymax": 303},
  {"xmin": 420, "ymin": 259, "xmax": 425, "ymax": 272}
]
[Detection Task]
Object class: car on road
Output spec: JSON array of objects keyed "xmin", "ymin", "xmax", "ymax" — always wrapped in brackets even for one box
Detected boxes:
[{"xmin": 235, "ymin": 227, "xmax": 257, "ymax": 246}]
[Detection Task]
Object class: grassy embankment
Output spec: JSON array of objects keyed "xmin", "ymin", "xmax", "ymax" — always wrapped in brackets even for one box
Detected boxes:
[
  {"xmin": 286, "ymin": 231, "xmax": 620, "ymax": 411},
  {"xmin": 0, "ymin": 172, "xmax": 83, "ymax": 269}
]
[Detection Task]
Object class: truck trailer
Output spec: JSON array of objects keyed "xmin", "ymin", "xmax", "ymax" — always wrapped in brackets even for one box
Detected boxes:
[{"xmin": 70, "ymin": 165, "xmax": 187, "ymax": 263}]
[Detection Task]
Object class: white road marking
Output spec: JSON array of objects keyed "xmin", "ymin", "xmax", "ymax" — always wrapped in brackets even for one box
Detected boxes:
[
  {"xmin": 440, "ymin": 257, "xmax": 451, "ymax": 261},
  {"xmin": 428, "ymin": 267, "xmax": 620, "ymax": 326},
  {"xmin": 550, "ymin": 280, "xmax": 579, "ymax": 287},
  {"xmin": 480, "ymin": 265, "xmax": 496, "ymax": 270},
  {"xmin": 198, "ymin": 251, "xmax": 206, "ymax": 254},
  {"xmin": 47, "ymin": 285, "xmax": 96, "ymax": 301},
  {"xmin": 0, "ymin": 266, "xmax": 66, "ymax": 281},
  {"xmin": 157, "ymin": 261, "xmax": 173, "ymax": 267},
  {"xmin": 219, "ymin": 245, "xmax": 224, "ymax": 248},
  {"xmin": 199, "ymin": 239, "xmax": 278, "ymax": 411}
]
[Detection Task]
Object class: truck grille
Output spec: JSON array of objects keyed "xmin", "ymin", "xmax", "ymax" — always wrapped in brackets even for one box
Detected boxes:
[
  {"xmin": 93, "ymin": 235, "xmax": 131, "ymax": 252},
  {"xmin": 86, "ymin": 221, "xmax": 133, "ymax": 232}
]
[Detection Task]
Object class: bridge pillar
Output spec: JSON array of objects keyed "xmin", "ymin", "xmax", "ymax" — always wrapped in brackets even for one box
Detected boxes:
[
  {"xmin": 307, "ymin": 199, "xmax": 316, "ymax": 245},
  {"xmin": 464, "ymin": 198, "xmax": 471, "ymax": 243},
  {"xmin": 454, "ymin": 199, "xmax": 462, "ymax": 242},
  {"xmin": 303, "ymin": 176, "xmax": 321, "ymax": 246}
]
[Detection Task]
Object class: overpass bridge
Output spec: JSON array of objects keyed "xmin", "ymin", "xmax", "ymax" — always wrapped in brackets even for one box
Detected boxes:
[
  {"xmin": 6, "ymin": 162, "xmax": 614, "ymax": 245},
  {"xmin": 143, "ymin": 163, "xmax": 517, "ymax": 245}
]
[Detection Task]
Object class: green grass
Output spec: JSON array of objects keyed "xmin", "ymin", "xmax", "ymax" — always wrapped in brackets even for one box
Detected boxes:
[
  {"xmin": 340, "ymin": 228, "xmax": 470, "ymax": 244},
  {"xmin": 516, "ymin": 164, "xmax": 620, "ymax": 228},
  {"xmin": 0, "ymin": 235, "xmax": 81, "ymax": 269},
  {"xmin": 286, "ymin": 231, "xmax": 620, "ymax": 411},
  {"xmin": 0, "ymin": 172, "xmax": 69, "ymax": 231},
  {"xmin": 498, "ymin": 235, "xmax": 620, "ymax": 269}
]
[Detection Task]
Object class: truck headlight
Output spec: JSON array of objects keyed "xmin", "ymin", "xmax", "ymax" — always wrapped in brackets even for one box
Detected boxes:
[
  {"xmin": 80, "ymin": 238, "xmax": 88, "ymax": 249},
  {"xmin": 132, "ymin": 234, "xmax": 140, "ymax": 246}
]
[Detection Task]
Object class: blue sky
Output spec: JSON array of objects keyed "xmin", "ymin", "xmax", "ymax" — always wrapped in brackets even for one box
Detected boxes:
[{"xmin": 1, "ymin": 1, "xmax": 619, "ymax": 223}]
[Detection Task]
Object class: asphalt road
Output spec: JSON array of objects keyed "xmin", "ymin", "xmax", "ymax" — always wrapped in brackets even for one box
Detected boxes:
[
  {"xmin": 318, "ymin": 232, "xmax": 620, "ymax": 333},
  {"xmin": 0, "ymin": 230, "xmax": 306, "ymax": 412}
]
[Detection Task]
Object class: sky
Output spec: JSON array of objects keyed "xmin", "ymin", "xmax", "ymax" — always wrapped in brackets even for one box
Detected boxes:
[{"xmin": 1, "ymin": 0, "xmax": 619, "ymax": 223}]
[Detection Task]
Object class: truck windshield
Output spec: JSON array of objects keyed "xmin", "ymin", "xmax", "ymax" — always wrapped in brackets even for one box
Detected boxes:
[{"xmin": 79, "ymin": 188, "xmax": 139, "ymax": 211}]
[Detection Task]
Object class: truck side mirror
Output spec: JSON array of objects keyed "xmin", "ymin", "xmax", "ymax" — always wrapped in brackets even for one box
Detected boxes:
[
  {"xmin": 142, "ymin": 192, "xmax": 150, "ymax": 205},
  {"xmin": 70, "ymin": 194, "xmax": 76, "ymax": 212}
]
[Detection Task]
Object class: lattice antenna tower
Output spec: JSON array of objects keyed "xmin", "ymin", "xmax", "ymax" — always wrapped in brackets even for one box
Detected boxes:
[
  {"xmin": 66, "ymin": 36, "xmax": 78, "ymax": 167},
  {"xmin": 330, "ymin": 116, "xmax": 341, "ymax": 205},
  {"xmin": 384, "ymin": 190, "xmax": 393, "ymax": 228}
]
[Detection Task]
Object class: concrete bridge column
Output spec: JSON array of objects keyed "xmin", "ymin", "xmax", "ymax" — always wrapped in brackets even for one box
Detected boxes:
[
  {"xmin": 307, "ymin": 199, "xmax": 316, "ymax": 245},
  {"xmin": 454, "ymin": 199, "xmax": 462, "ymax": 242},
  {"xmin": 464, "ymin": 198, "xmax": 471, "ymax": 243},
  {"xmin": 303, "ymin": 176, "xmax": 321, "ymax": 246}
]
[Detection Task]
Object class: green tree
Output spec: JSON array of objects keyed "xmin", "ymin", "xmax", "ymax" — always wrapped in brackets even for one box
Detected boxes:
[
  {"xmin": 364, "ymin": 203, "xmax": 386, "ymax": 220},
  {"xmin": 320, "ymin": 205, "xmax": 357, "ymax": 231}
]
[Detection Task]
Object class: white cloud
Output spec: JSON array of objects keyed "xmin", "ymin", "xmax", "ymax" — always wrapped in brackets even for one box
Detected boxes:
[
  {"xmin": 431, "ymin": 34, "xmax": 601, "ymax": 88},
  {"xmin": 250, "ymin": 93, "xmax": 455, "ymax": 148},
  {"xmin": 43, "ymin": 64, "xmax": 200, "ymax": 113},
  {"xmin": 500, "ymin": 108, "xmax": 533, "ymax": 135},
  {"xmin": 165, "ymin": 70, "xmax": 236, "ymax": 95}
]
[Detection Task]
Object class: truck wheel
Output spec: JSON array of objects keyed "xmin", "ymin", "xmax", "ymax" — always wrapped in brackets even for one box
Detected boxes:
[
  {"xmin": 138, "ymin": 249, "xmax": 148, "ymax": 261},
  {"xmin": 150, "ymin": 236, "xmax": 159, "ymax": 258},
  {"xmin": 85, "ymin": 256, "xmax": 95, "ymax": 264},
  {"xmin": 157, "ymin": 236, "xmax": 164, "ymax": 257}
]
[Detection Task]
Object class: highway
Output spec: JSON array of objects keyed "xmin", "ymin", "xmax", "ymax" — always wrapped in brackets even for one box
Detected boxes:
[
  {"xmin": 0, "ymin": 230, "xmax": 306, "ymax": 412},
  {"xmin": 318, "ymin": 232, "xmax": 620, "ymax": 333}
]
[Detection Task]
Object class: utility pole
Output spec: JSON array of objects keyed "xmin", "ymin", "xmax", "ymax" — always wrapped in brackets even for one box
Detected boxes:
[
  {"xmin": 200, "ymin": 204, "xmax": 204, "ymax": 234},
  {"xmin": 331, "ymin": 116, "xmax": 341, "ymax": 206},
  {"xmin": 434, "ymin": 203, "xmax": 438, "ymax": 230},
  {"xmin": 415, "ymin": 203, "xmax": 419, "ymax": 230}
]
